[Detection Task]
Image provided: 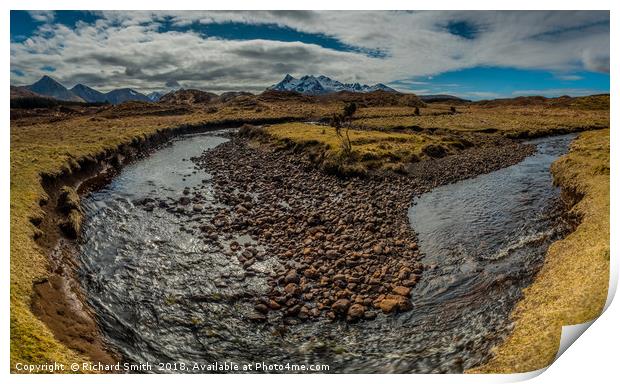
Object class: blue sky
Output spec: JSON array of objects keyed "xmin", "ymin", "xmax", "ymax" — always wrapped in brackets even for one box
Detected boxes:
[
  {"xmin": 392, "ymin": 67, "xmax": 610, "ymax": 99},
  {"xmin": 10, "ymin": 10, "xmax": 610, "ymax": 98}
]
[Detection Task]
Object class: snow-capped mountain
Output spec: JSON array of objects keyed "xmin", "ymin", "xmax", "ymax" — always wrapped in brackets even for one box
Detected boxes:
[
  {"xmin": 147, "ymin": 91, "xmax": 165, "ymax": 102},
  {"xmin": 269, "ymin": 74, "xmax": 397, "ymax": 95}
]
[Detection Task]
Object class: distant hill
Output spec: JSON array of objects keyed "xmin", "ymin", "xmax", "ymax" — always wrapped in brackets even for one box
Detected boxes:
[
  {"xmin": 10, "ymin": 85, "xmax": 43, "ymax": 99},
  {"xmin": 257, "ymin": 89, "xmax": 425, "ymax": 107},
  {"xmin": 257, "ymin": 89, "xmax": 316, "ymax": 103},
  {"xmin": 474, "ymin": 94, "xmax": 610, "ymax": 110},
  {"xmin": 218, "ymin": 91, "xmax": 254, "ymax": 103},
  {"xmin": 24, "ymin": 75, "xmax": 84, "ymax": 102},
  {"xmin": 320, "ymin": 90, "xmax": 425, "ymax": 107},
  {"xmin": 270, "ymin": 74, "xmax": 397, "ymax": 95},
  {"xmin": 419, "ymin": 94, "xmax": 470, "ymax": 104},
  {"xmin": 158, "ymin": 89, "xmax": 220, "ymax": 104}
]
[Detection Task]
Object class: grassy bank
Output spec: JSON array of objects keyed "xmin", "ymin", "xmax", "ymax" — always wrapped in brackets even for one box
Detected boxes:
[
  {"xmin": 253, "ymin": 122, "xmax": 472, "ymax": 175},
  {"xmin": 471, "ymin": 129, "xmax": 610, "ymax": 373}
]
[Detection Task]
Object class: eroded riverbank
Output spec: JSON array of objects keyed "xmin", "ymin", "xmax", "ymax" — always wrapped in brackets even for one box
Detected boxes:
[
  {"xmin": 472, "ymin": 129, "xmax": 610, "ymax": 373},
  {"xmin": 74, "ymin": 128, "xmax": 555, "ymax": 373}
]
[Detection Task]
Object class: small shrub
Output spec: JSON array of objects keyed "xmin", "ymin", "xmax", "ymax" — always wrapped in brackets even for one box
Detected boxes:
[{"xmin": 330, "ymin": 102, "xmax": 357, "ymax": 157}]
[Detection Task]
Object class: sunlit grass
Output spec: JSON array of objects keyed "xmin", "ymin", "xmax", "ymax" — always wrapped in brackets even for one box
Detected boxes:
[
  {"xmin": 353, "ymin": 105, "xmax": 609, "ymax": 137},
  {"xmin": 471, "ymin": 129, "xmax": 610, "ymax": 373},
  {"xmin": 264, "ymin": 122, "xmax": 465, "ymax": 173}
]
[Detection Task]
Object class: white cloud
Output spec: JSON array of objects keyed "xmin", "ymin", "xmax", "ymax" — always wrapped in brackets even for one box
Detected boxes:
[
  {"xmin": 27, "ymin": 11, "xmax": 55, "ymax": 23},
  {"xmin": 556, "ymin": 74, "xmax": 583, "ymax": 81},
  {"xmin": 10, "ymin": 11, "xmax": 610, "ymax": 93}
]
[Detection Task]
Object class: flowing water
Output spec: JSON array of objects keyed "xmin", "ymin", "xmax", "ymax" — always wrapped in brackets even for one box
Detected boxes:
[{"xmin": 78, "ymin": 132, "xmax": 575, "ymax": 373}]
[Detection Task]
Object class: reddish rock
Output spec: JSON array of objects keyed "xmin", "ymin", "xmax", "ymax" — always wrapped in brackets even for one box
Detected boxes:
[
  {"xmin": 331, "ymin": 299, "xmax": 351, "ymax": 315},
  {"xmin": 346, "ymin": 303, "xmax": 366, "ymax": 322},
  {"xmin": 303, "ymin": 267, "xmax": 319, "ymax": 279},
  {"xmin": 267, "ymin": 300, "xmax": 281, "ymax": 310},
  {"xmin": 377, "ymin": 295, "xmax": 412, "ymax": 314},
  {"xmin": 284, "ymin": 283, "xmax": 300, "ymax": 295},
  {"xmin": 392, "ymin": 285, "xmax": 411, "ymax": 297}
]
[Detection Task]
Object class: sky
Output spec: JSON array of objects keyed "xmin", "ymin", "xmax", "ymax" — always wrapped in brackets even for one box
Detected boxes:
[{"xmin": 9, "ymin": 10, "xmax": 610, "ymax": 99}]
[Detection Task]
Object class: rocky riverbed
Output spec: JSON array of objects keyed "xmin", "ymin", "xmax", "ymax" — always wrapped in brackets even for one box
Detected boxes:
[{"xmin": 134, "ymin": 129, "xmax": 535, "ymax": 325}]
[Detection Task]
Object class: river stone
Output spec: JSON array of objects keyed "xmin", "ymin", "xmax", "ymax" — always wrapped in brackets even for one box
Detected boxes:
[
  {"xmin": 284, "ymin": 283, "xmax": 300, "ymax": 296},
  {"xmin": 267, "ymin": 300, "xmax": 281, "ymax": 310},
  {"xmin": 331, "ymin": 299, "xmax": 350, "ymax": 315},
  {"xmin": 254, "ymin": 303, "xmax": 269, "ymax": 314},
  {"xmin": 284, "ymin": 270, "xmax": 299, "ymax": 284},
  {"xmin": 377, "ymin": 295, "xmax": 412, "ymax": 314},
  {"xmin": 346, "ymin": 303, "xmax": 366, "ymax": 322},
  {"xmin": 179, "ymin": 196, "xmax": 190, "ymax": 205},
  {"xmin": 392, "ymin": 286, "xmax": 411, "ymax": 297},
  {"xmin": 248, "ymin": 312, "xmax": 267, "ymax": 322}
]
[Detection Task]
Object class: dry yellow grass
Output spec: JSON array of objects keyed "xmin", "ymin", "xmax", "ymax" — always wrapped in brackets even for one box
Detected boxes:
[
  {"xmin": 263, "ymin": 122, "xmax": 465, "ymax": 173},
  {"xmin": 354, "ymin": 105, "xmax": 452, "ymax": 119},
  {"xmin": 354, "ymin": 105, "xmax": 609, "ymax": 137},
  {"xmin": 471, "ymin": 129, "xmax": 610, "ymax": 373}
]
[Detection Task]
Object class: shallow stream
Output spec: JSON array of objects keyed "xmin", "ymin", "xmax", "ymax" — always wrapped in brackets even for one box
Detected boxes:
[{"xmin": 78, "ymin": 132, "xmax": 574, "ymax": 373}]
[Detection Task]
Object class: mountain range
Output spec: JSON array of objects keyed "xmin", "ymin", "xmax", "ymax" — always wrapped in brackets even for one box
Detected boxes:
[
  {"xmin": 15, "ymin": 74, "xmax": 418, "ymax": 105},
  {"xmin": 18, "ymin": 76, "xmax": 152, "ymax": 104},
  {"xmin": 270, "ymin": 74, "xmax": 397, "ymax": 95}
]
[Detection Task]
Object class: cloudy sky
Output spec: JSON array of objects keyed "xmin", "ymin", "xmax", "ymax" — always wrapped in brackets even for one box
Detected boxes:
[{"xmin": 10, "ymin": 10, "xmax": 610, "ymax": 99}]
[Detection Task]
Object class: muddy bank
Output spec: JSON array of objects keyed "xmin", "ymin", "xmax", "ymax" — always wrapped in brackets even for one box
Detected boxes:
[
  {"xmin": 177, "ymin": 133, "xmax": 536, "ymax": 323},
  {"xmin": 29, "ymin": 117, "xmax": 305, "ymax": 367},
  {"xmin": 31, "ymin": 130, "xmax": 175, "ymax": 368}
]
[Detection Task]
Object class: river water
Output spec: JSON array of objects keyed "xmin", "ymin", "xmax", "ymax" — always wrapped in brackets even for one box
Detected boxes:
[{"xmin": 78, "ymin": 132, "xmax": 574, "ymax": 373}]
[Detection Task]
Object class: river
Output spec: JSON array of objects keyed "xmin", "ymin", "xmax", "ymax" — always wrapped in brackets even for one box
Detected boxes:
[{"xmin": 78, "ymin": 131, "xmax": 574, "ymax": 373}]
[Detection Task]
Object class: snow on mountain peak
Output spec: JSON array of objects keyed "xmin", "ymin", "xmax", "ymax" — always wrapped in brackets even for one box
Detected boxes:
[{"xmin": 269, "ymin": 74, "xmax": 397, "ymax": 95}]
